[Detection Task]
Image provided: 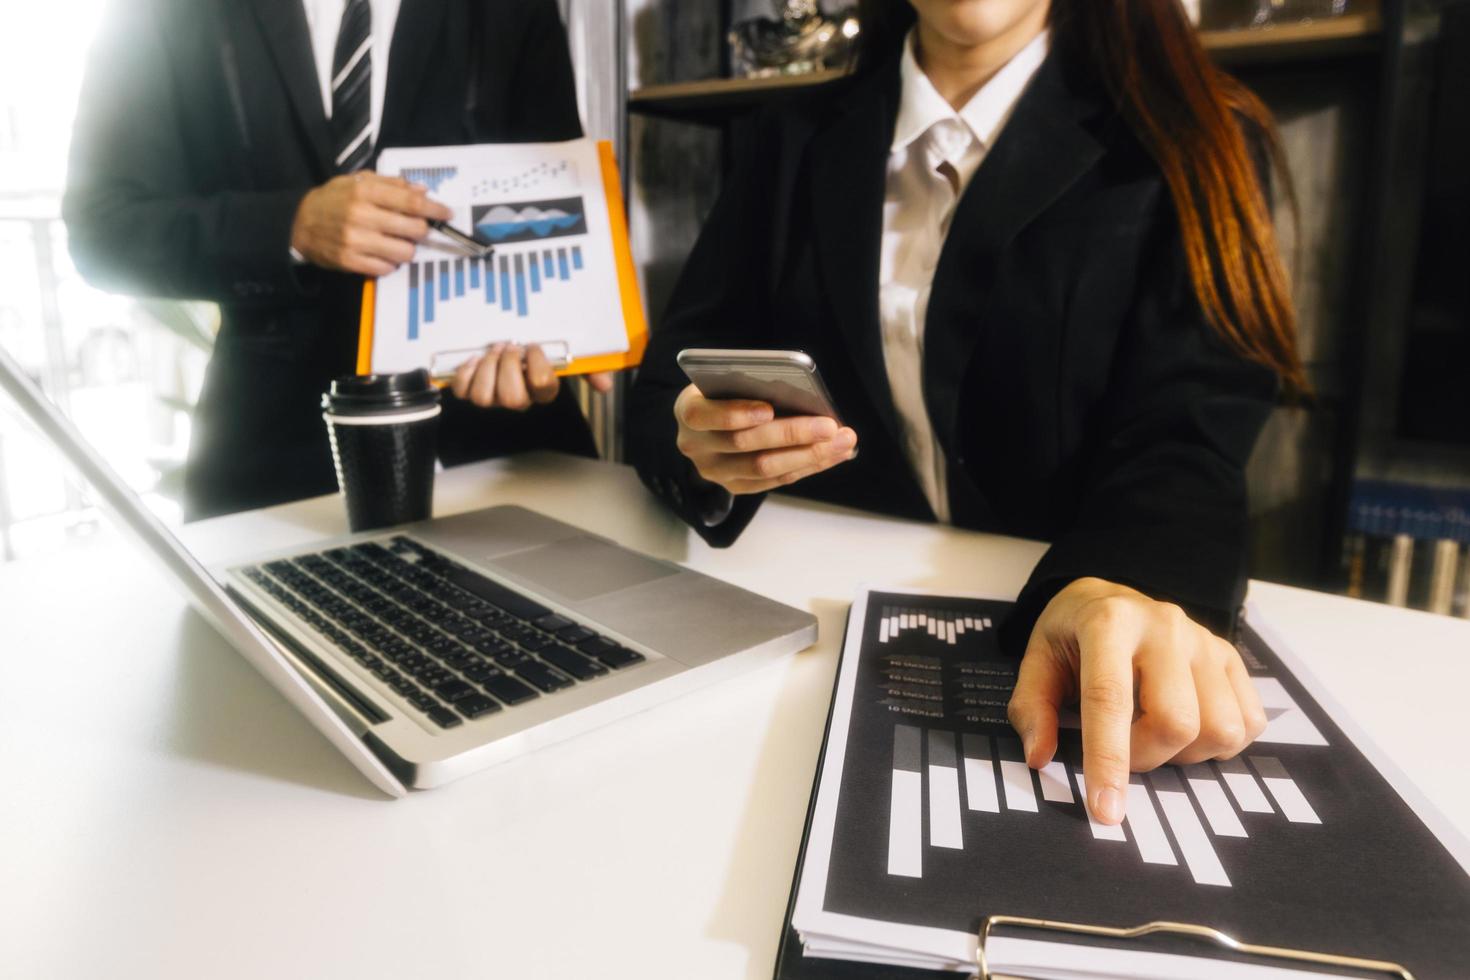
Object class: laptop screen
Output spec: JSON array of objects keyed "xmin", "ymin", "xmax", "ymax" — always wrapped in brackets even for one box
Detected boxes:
[{"xmin": 0, "ymin": 343, "xmax": 406, "ymax": 796}]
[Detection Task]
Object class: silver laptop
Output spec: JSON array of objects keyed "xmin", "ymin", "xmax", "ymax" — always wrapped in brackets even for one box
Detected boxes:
[{"xmin": 0, "ymin": 348, "xmax": 816, "ymax": 798}]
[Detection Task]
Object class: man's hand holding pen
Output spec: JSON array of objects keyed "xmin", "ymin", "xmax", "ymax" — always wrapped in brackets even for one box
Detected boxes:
[{"xmin": 290, "ymin": 172, "xmax": 451, "ymax": 277}]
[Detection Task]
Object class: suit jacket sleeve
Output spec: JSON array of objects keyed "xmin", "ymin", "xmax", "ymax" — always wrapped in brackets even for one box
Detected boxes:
[
  {"xmin": 1001, "ymin": 207, "xmax": 1278, "ymax": 651},
  {"xmin": 625, "ymin": 111, "xmax": 792, "ymax": 546},
  {"xmin": 63, "ymin": 1, "xmax": 310, "ymax": 305}
]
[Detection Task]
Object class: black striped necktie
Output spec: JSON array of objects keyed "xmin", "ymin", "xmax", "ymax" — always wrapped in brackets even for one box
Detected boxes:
[{"xmin": 331, "ymin": 0, "xmax": 373, "ymax": 173}]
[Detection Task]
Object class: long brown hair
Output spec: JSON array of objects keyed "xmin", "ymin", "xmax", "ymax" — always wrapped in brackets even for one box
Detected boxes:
[{"xmin": 856, "ymin": 0, "xmax": 1308, "ymax": 397}]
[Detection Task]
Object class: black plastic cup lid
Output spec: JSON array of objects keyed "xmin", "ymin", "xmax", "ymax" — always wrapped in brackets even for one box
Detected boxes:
[{"xmin": 323, "ymin": 369, "xmax": 441, "ymax": 416}]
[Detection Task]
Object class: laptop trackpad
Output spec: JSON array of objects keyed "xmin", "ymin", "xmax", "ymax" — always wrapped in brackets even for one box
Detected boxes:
[{"xmin": 488, "ymin": 537, "xmax": 677, "ymax": 601}]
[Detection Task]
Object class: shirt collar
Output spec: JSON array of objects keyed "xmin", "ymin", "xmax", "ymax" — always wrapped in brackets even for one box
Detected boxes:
[{"xmin": 890, "ymin": 27, "xmax": 1051, "ymax": 155}]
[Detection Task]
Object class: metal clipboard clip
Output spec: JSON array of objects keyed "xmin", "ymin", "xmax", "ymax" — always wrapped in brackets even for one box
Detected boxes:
[
  {"xmin": 428, "ymin": 342, "xmax": 573, "ymax": 383},
  {"xmin": 973, "ymin": 916, "xmax": 1416, "ymax": 980}
]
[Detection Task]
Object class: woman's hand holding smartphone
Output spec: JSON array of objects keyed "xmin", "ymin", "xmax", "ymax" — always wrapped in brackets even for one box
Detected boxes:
[
  {"xmin": 673, "ymin": 349, "xmax": 857, "ymax": 494},
  {"xmin": 673, "ymin": 386, "xmax": 857, "ymax": 494}
]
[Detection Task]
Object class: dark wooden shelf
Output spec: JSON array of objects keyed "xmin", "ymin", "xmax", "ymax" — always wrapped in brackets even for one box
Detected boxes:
[
  {"xmin": 628, "ymin": 70, "xmax": 846, "ymax": 123},
  {"xmin": 628, "ymin": 8, "xmax": 1382, "ymax": 125}
]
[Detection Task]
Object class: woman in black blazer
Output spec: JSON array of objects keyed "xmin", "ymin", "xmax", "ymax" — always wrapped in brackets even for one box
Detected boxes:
[{"xmin": 628, "ymin": 0, "xmax": 1308, "ymax": 826}]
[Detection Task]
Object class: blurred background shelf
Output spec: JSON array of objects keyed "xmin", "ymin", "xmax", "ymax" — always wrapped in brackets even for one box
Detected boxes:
[{"xmin": 628, "ymin": 8, "xmax": 1384, "ymax": 124}]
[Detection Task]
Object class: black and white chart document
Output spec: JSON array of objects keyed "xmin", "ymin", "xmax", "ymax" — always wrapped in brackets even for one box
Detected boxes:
[{"xmin": 787, "ymin": 588, "xmax": 1470, "ymax": 979}]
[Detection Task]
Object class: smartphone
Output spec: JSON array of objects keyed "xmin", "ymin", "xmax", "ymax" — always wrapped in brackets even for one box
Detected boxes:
[{"xmin": 676, "ymin": 348, "xmax": 842, "ymax": 422}]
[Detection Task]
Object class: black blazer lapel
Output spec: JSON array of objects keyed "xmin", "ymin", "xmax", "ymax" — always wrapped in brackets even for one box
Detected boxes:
[
  {"xmin": 923, "ymin": 56, "xmax": 1106, "ymax": 458},
  {"xmin": 381, "ymin": 0, "xmax": 449, "ymax": 145},
  {"xmin": 250, "ymin": 0, "xmax": 333, "ymax": 175},
  {"xmin": 808, "ymin": 62, "xmax": 906, "ymax": 454}
]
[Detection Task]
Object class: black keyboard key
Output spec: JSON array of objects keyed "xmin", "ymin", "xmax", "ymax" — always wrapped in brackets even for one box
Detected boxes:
[
  {"xmin": 576, "ymin": 637, "xmax": 618, "ymax": 657},
  {"xmin": 596, "ymin": 647, "xmax": 646, "ymax": 669},
  {"xmin": 427, "ymin": 707, "xmax": 462, "ymax": 729},
  {"xmin": 461, "ymin": 663, "xmax": 500, "ymax": 683},
  {"xmin": 409, "ymin": 692, "xmax": 439, "ymax": 712},
  {"xmin": 441, "ymin": 616, "xmax": 477, "ymax": 638},
  {"xmin": 433, "ymin": 563, "xmax": 552, "ymax": 621},
  {"xmin": 443, "ymin": 651, "xmax": 478, "ymax": 671},
  {"xmin": 434, "ymin": 678, "xmax": 475, "ymax": 702},
  {"xmin": 493, "ymin": 650, "xmax": 531, "ymax": 669},
  {"xmin": 456, "ymin": 694, "xmax": 501, "ymax": 719},
  {"xmin": 557, "ymin": 625, "xmax": 595, "ymax": 644},
  {"xmin": 483, "ymin": 674, "xmax": 538, "ymax": 705},
  {"xmin": 474, "ymin": 638, "xmax": 513, "ymax": 657},
  {"xmin": 390, "ymin": 535, "xmax": 437, "ymax": 557},
  {"xmin": 534, "ymin": 614, "xmax": 574, "ymax": 633},
  {"xmin": 468, "ymin": 606, "xmax": 511, "ymax": 625},
  {"xmin": 515, "ymin": 661, "xmax": 573, "ymax": 692},
  {"xmin": 541, "ymin": 645, "xmax": 607, "ymax": 680}
]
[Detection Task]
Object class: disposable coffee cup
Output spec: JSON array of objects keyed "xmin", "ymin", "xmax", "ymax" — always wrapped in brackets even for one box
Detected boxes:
[{"xmin": 322, "ymin": 370, "xmax": 441, "ymax": 532}]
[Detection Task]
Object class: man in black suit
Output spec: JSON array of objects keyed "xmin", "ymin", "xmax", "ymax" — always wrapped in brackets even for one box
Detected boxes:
[{"xmin": 64, "ymin": 0, "xmax": 599, "ymax": 521}]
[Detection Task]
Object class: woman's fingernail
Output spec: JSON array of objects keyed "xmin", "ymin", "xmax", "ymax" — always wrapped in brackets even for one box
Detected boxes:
[
  {"xmin": 1020, "ymin": 731, "xmax": 1034, "ymax": 763},
  {"xmin": 1094, "ymin": 786, "xmax": 1124, "ymax": 824}
]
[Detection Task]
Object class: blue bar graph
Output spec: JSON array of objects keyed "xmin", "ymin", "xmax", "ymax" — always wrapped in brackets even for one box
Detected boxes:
[
  {"xmin": 408, "ymin": 263, "xmax": 420, "ymax": 340},
  {"xmin": 398, "ymin": 166, "xmax": 457, "ymax": 194},
  {"xmin": 514, "ymin": 254, "xmax": 528, "ymax": 317},
  {"xmin": 404, "ymin": 243, "xmax": 587, "ymax": 337}
]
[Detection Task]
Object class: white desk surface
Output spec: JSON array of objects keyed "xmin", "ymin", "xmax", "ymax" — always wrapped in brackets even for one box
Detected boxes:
[{"xmin": 2, "ymin": 452, "xmax": 1467, "ymax": 980}]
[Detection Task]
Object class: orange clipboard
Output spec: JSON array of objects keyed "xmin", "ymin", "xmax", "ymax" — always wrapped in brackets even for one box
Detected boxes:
[{"xmin": 355, "ymin": 140, "xmax": 647, "ymax": 381}]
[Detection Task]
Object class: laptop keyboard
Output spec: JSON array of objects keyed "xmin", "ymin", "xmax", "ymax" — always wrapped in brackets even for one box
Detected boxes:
[{"xmin": 239, "ymin": 536, "xmax": 645, "ymax": 730}]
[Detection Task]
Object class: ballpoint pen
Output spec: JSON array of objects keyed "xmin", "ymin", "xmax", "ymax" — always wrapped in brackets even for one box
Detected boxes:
[{"xmin": 428, "ymin": 218, "xmax": 494, "ymax": 258}]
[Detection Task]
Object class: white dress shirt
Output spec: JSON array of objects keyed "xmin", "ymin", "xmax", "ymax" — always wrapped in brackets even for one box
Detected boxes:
[
  {"xmin": 878, "ymin": 29, "xmax": 1049, "ymax": 523},
  {"xmin": 300, "ymin": 0, "xmax": 403, "ymax": 143}
]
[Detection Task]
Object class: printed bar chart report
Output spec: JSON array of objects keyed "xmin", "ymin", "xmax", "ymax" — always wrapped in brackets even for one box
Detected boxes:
[
  {"xmin": 867, "ymin": 593, "xmax": 1340, "ymax": 897},
  {"xmin": 792, "ymin": 590, "xmax": 1470, "ymax": 977},
  {"xmin": 367, "ymin": 140, "xmax": 643, "ymax": 378}
]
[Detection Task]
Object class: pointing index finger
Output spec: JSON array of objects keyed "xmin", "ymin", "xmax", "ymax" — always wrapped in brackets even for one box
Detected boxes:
[{"xmin": 1077, "ymin": 621, "xmax": 1136, "ymax": 826}]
